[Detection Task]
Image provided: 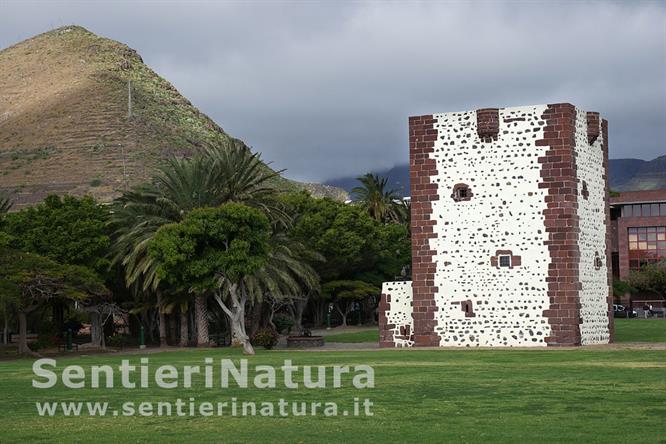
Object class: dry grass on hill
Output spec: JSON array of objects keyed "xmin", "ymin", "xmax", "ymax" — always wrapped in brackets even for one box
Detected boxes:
[{"xmin": 0, "ymin": 26, "xmax": 346, "ymax": 208}]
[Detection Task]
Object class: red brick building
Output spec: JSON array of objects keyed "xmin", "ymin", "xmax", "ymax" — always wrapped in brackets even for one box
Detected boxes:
[{"xmin": 610, "ymin": 190, "xmax": 666, "ymax": 280}]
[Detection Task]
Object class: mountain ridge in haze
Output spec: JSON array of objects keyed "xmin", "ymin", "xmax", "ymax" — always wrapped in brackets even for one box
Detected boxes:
[{"xmin": 325, "ymin": 156, "xmax": 666, "ymax": 196}]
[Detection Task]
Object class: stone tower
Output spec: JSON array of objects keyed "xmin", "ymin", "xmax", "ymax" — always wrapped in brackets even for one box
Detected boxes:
[{"xmin": 379, "ymin": 104, "xmax": 613, "ymax": 347}]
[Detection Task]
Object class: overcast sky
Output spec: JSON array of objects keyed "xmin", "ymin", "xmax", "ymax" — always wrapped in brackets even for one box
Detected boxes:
[{"xmin": 1, "ymin": 1, "xmax": 665, "ymax": 182}]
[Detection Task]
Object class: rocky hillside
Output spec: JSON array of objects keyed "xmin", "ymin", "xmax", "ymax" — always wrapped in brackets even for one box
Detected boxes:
[{"xmin": 0, "ymin": 26, "xmax": 346, "ymax": 208}]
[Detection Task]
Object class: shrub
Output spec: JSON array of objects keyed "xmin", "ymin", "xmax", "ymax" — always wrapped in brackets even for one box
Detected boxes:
[
  {"xmin": 613, "ymin": 280, "xmax": 636, "ymax": 298},
  {"xmin": 32, "ymin": 334, "xmax": 58, "ymax": 351},
  {"xmin": 250, "ymin": 327, "xmax": 279, "ymax": 350},
  {"xmin": 273, "ymin": 313, "xmax": 294, "ymax": 334}
]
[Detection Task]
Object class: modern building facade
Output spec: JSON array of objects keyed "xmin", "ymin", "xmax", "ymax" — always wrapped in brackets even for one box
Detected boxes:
[
  {"xmin": 610, "ymin": 190, "xmax": 666, "ymax": 280},
  {"xmin": 379, "ymin": 103, "xmax": 613, "ymax": 348}
]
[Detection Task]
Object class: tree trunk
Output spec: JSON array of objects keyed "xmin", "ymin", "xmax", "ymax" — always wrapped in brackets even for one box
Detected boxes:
[
  {"xmin": 156, "ymin": 291, "xmax": 167, "ymax": 347},
  {"xmin": 194, "ymin": 294, "xmax": 209, "ymax": 347},
  {"xmin": 180, "ymin": 306, "xmax": 189, "ymax": 347},
  {"xmin": 3, "ymin": 317, "xmax": 7, "ymax": 345},
  {"xmin": 90, "ymin": 311, "xmax": 103, "ymax": 348},
  {"xmin": 17, "ymin": 311, "xmax": 30, "ymax": 354},
  {"xmin": 248, "ymin": 300, "xmax": 263, "ymax": 337},
  {"xmin": 143, "ymin": 311, "xmax": 155, "ymax": 344},
  {"xmin": 231, "ymin": 318, "xmax": 254, "ymax": 355},
  {"xmin": 312, "ymin": 299, "xmax": 325, "ymax": 327},
  {"xmin": 335, "ymin": 304, "xmax": 348, "ymax": 327},
  {"xmin": 293, "ymin": 297, "xmax": 307, "ymax": 332},
  {"xmin": 53, "ymin": 302, "xmax": 65, "ymax": 335},
  {"xmin": 168, "ymin": 312, "xmax": 178, "ymax": 344},
  {"xmin": 214, "ymin": 285, "xmax": 254, "ymax": 355}
]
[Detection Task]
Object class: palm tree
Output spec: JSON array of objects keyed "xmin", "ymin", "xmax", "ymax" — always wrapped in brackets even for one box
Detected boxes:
[
  {"xmin": 352, "ymin": 173, "xmax": 403, "ymax": 223},
  {"xmin": 109, "ymin": 139, "xmax": 284, "ymax": 347}
]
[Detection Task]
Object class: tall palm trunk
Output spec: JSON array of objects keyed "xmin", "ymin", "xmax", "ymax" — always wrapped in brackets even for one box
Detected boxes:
[
  {"xmin": 293, "ymin": 296, "xmax": 308, "ymax": 332},
  {"xmin": 194, "ymin": 294, "xmax": 209, "ymax": 347},
  {"xmin": 90, "ymin": 311, "xmax": 104, "ymax": 348},
  {"xmin": 168, "ymin": 312, "xmax": 178, "ymax": 344},
  {"xmin": 156, "ymin": 291, "xmax": 167, "ymax": 347},
  {"xmin": 248, "ymin": 300, "xmax": 263, "ymax": 337},
  {"xmin": 180, "ymin": 306, "xmax": 189, "ymax": 347}
]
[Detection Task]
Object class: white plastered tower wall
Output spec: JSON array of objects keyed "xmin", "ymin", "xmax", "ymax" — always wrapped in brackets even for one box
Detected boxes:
[
  {"xmin": 574, "ymin": 108, "xmax": 611, "ymax": 345},
  {"xmin": 379, "ymin": 103, "xmax": 612, "ymax": 348},
  {"xmin": 429, "ymin": 105, "xmax": 552, "ymax": 346}
]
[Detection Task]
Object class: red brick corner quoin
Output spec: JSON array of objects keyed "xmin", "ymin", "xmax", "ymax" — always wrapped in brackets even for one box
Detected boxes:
[
  {"xmin": 408, "ymin": 115, "xmax": 440, "ymax": 347},
  {"xmin": 537, "ymin": 104, "xmax": 582, "ymax": 346},
  {"xmin": 378, "ymin": 292, "xmax": 394, "ymax": 347}
]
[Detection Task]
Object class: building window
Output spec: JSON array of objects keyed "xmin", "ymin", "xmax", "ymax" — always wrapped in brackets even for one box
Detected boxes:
[
  {"xmin": 628, "ymin": 226, "xmax": 666, "ymax": 271},
  {"xmin": 594, "ymin": 252, "xmax": 603, "ymax": 270},
  {"xmin": 581, "ymin": 181, "xmax": 589, "ymax": 200},
  {"xmin": 460, "ymin": 300, "xmax": 476, "ymax": 317},
  {"xmin": 451, "ymin": 183, "xmax": 473, "ymax": 202},
  {"xmin": 622, "ymin": 204, "xmax": 666, "ymax": 218},
  {"xmin": 491, "ymin": 250, "xmax": 521, "ymax": 269}
]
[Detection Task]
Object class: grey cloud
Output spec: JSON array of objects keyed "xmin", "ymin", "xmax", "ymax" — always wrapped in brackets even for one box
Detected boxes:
[{"xmin": 1, "ymin": 1, "xmax": 664, "ymax": 182}]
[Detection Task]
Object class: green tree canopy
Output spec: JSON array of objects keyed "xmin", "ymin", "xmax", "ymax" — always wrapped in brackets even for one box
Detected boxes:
[
  {"xmin": 0, "ymin": 248, "xmax": 108, "ymax": 308},
  {"xmin": 322, "ymin": 279, "xmax": 380, "ymax": 326},
  {"xmin": 110, "ymin": 140, "xmax": 285, "ymax": 346},
  {"xmin": 627, "ymin": 261, "xmax": 666, "ymax": 300},
  {"xmin": 0, "ymin": 248, "xmax": 109, "ymax": 353},
  {"xmin": 149, "ymin": 203, "xmax": 272, "ymax": 354},
  {"xmin": 1, "ymin": 195, "xmax": 110, "ymax": 272},
  {"xmin": 280, "ymin": 191, "xmax": 410, "ymax": 285},
  {"xmin": 150, "ymin": 204, "xmax": 272, "ymax": 292}
]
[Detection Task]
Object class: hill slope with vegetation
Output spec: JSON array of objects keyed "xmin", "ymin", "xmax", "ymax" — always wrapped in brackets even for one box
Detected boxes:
[{"xmin": 0, "ymin": 26, "xmax": 345, "ymax": 208}]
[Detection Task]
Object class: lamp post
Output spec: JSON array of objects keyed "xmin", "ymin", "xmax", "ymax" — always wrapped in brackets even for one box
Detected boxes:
[
  {"xmin": 326, "ymin": 304, "xmax": 332, "ymax": 330},
  {"xmin": 139, "ymin": 326, "xmax": 146, "ymax": 349}
]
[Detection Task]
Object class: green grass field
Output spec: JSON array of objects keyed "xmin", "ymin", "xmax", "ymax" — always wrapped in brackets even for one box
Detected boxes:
[
  {"xmin": 614, "ymin": 319, "xmax": 666, "ymax": 343},
  {"xmin": 0, "ymin": 320, "xmax": 664, "ymax": 443},
  {"xmin": 326, "ymin": 329, "xmax": 379, "ymax": 343},
  {"xmin": 325, "ymin": 319, "xmax": 666, "ymax": 344},
  {"xmin": 0, "ymin": 346, "xmax": 665, "ymax": 443}
]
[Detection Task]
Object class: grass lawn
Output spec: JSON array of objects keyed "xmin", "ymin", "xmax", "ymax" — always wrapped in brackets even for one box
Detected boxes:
[
  {"xmin": 0, "ymin": 347, "xmax": 665, "ymax": 443},
  {"xmin": 614, "ymin": 319, "xmax": 666, "ymax": 342},
  {"xmin": 326, "ymin": 329, "xmax": 379, "ymax": 343},
  {"xmin": 326, "ymin": 319, "xmax": 666, "ymax": 344}
]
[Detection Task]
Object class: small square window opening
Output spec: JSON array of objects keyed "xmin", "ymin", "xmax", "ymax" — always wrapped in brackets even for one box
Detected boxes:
[{"xmin": 499, "ymin": 255, "xmax": 511, "ymax": 268}]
